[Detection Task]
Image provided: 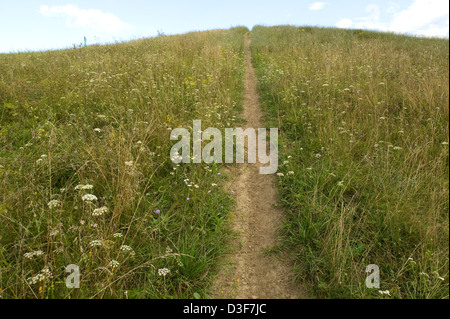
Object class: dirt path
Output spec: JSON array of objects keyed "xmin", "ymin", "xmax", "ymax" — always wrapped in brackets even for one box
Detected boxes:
[{"xmin": 211, "ymin": 33, "xmax": 307, "ymax": 299}]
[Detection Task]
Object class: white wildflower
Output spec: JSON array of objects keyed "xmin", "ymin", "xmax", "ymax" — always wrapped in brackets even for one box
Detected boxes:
[
  {"xmin": 24, "ymin": 250, "xmax": 44, "ymax": 259},
  {"xmin": 82, "ymin": 194, "xmax": 97, "ymax": 202},
  {"xmin": 93, "ymin": 128, "xmax": 101, "ymax": 133},
  {"xmin": 378, "ymin": 290, "xmax": 391, "ymax": 296},
  {"xmin": 158, "ymin": 268, "xmax": 170, "ymax": 277},
  {"xmin": 92, "ymin": 206, "xmax": 108, "ymax": 216},
  {"xmin": 89, "ymin": 240, "xmax": 102, "ymax": 247},
  {"xmin": 27, "ymin": 267, "xmax": 53, "ymax": 285},
  {"xmin": 109, "ymin": 260, "xmax": 120, "ymax": 269},
  {"xmin": 120, "ymin": 245, "xmax": 132, "ymax": 252},
  {"xmin": 47, "ymin": 200, "xmax": 61, "ymax": 209},
  {"xmin": 75, "ymin": 184, "xmax": 93, "ymax": 190},
  {"xmin": 113, "ymin": 233, "xmax": 123, "ymax": 238}
]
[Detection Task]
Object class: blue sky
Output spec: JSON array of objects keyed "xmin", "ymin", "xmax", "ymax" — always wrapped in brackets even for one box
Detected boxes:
[{"xmin": 0, "ymin": 0, "xmax": 448, "ymax": 53}]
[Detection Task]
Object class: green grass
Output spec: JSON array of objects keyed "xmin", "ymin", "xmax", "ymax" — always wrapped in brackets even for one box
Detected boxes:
[
  {"xmin": 251, "ymin": 26, "xmax": 449, "ymax": 299},
  {"xmin": 1, "ymin": 25, "xmax": 448, "ymax": 300},
  {"xmin": 0, "ymin": 27, "xmax": 247, "ymax": 299}
]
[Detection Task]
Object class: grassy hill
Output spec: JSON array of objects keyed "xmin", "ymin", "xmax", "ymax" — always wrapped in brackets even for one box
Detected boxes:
[
  {"xmin": 0, "ymin": 25, "xmax": 448, "ymax": 299},
  {"xmin": 252, "ymin": 26, "xmax": 449, "ymax": 298},
  {"xmin": 0, "ymin": 27, "xmax": 247, "ymax": 298}
]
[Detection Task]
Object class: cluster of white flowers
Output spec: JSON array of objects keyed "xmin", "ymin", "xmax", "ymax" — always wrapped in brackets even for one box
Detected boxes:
[
  {"xmin": 82, "ymin": 194, "xmax": 98, "ymax": 202},
  {"xmin": 120, "ymin": 245, "xmax": 132, "ymax": 252},
  {"xmin": 75, "ymin": 184, "xmax": 94, "ymax": 190},
  {"xmin": 113, "ymin": 233, "xmax": 123, "ymax": 238},
  {"xmin": 93, "ymin": 128, "xmax": 102, "ymax": 133},
  {"xmin": 171, "ymin": 154, "xmax": 183, "ymax": 162},
  {"xmin": 378, "ymin": 290, "xmax": 391, "ymax": 296},
  {"xmin": 89, "ymin": 240, "xmax": 102, "ymax": 247},
  {"xmin": 276, "ymin": 173, "xmax": 284, "ymax": 177},
  {"xmin": 120, "ymin": 245, "xmax": 135, "ymax": 256},
  {"xmin": 24, "ymin": 250, "xmax": 44, "ymax": 259},
  {"xmin": 92, "ymin": 206, "xmax": 108, "ymax": 216},
  {"xmin": 109, "ymin": 260, "xmax": 120, "ymax": 269},
  {"xmin": 47, "ymin": 200, "xmax": 61, "ymax": 209},
  {"xmin": 158, "ymin": 268, "xmax": 170, "ymax": 277},
  {"xmin": 287, "ymin": 171, "xmax": 295, "ymax": 175},
  {"xmin": 27, "ymin": 267, "xmax": 53, "ymax": 285}
]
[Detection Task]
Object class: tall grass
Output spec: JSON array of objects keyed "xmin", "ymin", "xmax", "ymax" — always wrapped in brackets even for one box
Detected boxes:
[
  {"xmin": 251, "ymin": 26, "xmax": 449, "ymax": 299},
  {"xmin": 0, "ymin": 27, "xmax": 247, "ymax": 298}
]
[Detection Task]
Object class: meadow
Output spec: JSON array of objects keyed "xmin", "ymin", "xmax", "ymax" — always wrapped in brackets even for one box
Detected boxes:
[
  {"xmin": 0, "ymin": 24, "xmax": 448, "ymax": 299},
  {"xmin": 0, "ymin": 27, "xmax": 247, "ymax": 298},
  {"xmin": 251, "ymin": 26, "xmax": 449, "ymax": 298}
]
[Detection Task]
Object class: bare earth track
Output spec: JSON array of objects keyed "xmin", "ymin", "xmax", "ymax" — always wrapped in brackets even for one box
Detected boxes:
[{"xmin": 211, "ymin": 33, "xmax": 307, "ymax": 299}]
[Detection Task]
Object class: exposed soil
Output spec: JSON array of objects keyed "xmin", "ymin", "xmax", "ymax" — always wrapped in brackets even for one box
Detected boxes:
[{"xmin": 211, "ymin": 33, "xmax": 307, "ymax": 299}]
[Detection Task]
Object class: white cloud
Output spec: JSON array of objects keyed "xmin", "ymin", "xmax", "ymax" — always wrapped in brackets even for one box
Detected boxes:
[
  {"xmin": 335, "ymin": 0, "xmax": 449, "ymax": 38},
  {"xmin": 386, "ymin": 2, "xmax": 400, "ymax": 14},
  {"xmin": 353, "ymin": 4, "xmax": 387, "ymax": 31},
  {"xmin": 389, "ymin": 0, "xmax": 449, "ymax": 37},
  {"xmin": 336, "ymin": 18, "xmax": 353, "ymax": 29},
  {"xmin": 309, "ymin": 2, "xmax": 327, "ymax": 11},
  {"xmin": 39, "ymin": 4, "xmax": 133, "ymax": 34}
]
